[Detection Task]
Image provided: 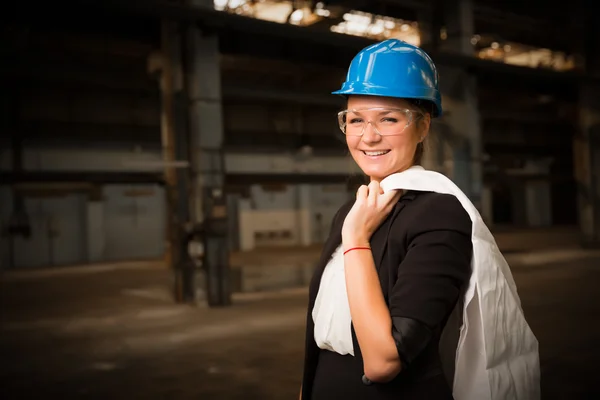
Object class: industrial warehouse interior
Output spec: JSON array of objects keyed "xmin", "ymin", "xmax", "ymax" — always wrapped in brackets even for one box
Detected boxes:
[{"xmin": 1, "ymin": 0, "xmax": 599, "ymax": 398}]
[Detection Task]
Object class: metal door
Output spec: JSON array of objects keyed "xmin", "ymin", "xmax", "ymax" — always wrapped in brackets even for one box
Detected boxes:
[{"xmin": 13, "ymin": 194, "xmax": 86, "ymax": 268}]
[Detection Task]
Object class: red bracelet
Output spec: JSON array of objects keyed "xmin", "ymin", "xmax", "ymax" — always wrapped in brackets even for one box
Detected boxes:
[{"xmin": 343, "ymin": 246, "xmax": 371, "ymax": 255}]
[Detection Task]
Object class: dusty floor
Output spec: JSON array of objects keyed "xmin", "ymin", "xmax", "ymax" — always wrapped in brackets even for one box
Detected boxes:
[{"xmin": 1, "ymin": 251, "xmax": 599, "ymax": 399}]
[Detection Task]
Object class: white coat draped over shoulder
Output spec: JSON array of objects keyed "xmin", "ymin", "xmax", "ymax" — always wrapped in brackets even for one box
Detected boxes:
[{"xmin": 378, "ymin": 165, "xmax": 540, "ymax": 400}]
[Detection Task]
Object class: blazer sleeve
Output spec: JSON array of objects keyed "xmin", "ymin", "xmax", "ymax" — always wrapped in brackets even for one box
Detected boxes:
[{"xmin": 388, "ymin": 193, "xmax": 473, "ymax": 369}]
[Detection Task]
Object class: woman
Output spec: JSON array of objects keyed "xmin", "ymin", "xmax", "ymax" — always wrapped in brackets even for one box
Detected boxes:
[{"xmin": 301, "ymin": 39, "xmax": 539, "ymax": 400}]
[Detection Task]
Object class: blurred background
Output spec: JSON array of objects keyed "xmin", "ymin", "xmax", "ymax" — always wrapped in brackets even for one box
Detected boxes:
[{"xmin": 1, "ymin": 0, "xmax": 599, "ymax": 398}]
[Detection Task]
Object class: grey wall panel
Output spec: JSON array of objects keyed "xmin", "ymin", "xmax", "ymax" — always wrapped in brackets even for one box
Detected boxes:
[
  {"xmin": 44, "ymin": 195, "xmax": 87, "ymax": 265},
  {"xmin": 102, "ymin": 184, "xmax": 165, "ymax": 261},
  {"xmin": 13, "ymin": 198, "xmax": 49, "ymax": 268}
]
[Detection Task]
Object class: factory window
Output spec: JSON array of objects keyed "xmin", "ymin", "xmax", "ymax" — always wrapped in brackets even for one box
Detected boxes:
[{"xmin": 213, "ymin": 1, "xmax": 579, "ymax": 73}]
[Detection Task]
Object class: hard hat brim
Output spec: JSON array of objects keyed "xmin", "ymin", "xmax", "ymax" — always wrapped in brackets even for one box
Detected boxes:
[{"xmin": 332, "ymin": 82, "xmax": 442, "ymax": 117}]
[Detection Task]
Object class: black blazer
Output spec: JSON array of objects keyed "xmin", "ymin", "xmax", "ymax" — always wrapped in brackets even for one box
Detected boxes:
[{"xmin": 302, "ymin": 190, "xmax": 473, "ymax": 399}]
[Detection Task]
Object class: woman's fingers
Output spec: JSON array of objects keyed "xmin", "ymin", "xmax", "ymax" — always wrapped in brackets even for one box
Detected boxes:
[
  {"xmin": 367, "ymin": 181, "xmax": 379, "ymax": 207},
  {"xmin": 358, "ymin": 183, "xmax": 399, "ymax": 214},
  {"xmin": 381, "ymin": 189, "xmax": 401, "ymax": 205},
  {"xmin": 356, "ymin": 185, "xmax": 369, "ymax": 202}
]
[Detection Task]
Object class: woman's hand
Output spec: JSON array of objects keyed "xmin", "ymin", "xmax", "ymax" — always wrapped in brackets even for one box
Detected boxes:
[{"xmin": 342, "ymin": 181, "xmax": 401, "ymax": 247}]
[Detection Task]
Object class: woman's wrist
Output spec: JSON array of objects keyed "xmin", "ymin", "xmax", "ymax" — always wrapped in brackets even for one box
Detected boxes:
[{"xmin": 342, "ymin": 235, "xmax": 370, "ymax": 251}]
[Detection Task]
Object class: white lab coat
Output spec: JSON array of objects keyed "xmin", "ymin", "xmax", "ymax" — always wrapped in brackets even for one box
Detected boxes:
[{"xmin": 378, "ymin": 166, "xmax": 541, "ymax": 400}]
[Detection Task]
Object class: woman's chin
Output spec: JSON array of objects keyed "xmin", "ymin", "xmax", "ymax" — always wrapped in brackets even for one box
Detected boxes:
[{"xmin": 360, "ymin": 166, "xmax": 390, "ymax": 182}]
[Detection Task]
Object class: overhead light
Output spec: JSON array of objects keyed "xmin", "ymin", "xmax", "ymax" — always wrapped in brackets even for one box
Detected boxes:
[
  {"xmin": 315, "ymin": 8, "xmax": 330, "ymax": 17},
  {"xmin": 400, "ymin": 23, "xmax": 410, "ymax": 32},
  {"xmin": 370, "ymin": 24, "xmax": 385, "ymax": 35},
  {"xmin": 343, "ymin": 12, "xmax": 370, "ymax": 24},
  {"xmin": 504, "ymin": 44, "xmax": 512, "ymax": 52},
  {"xmin": 214, "ymin": 0, "xmax": 228, "ymax": 10},
  {"xmin": 227, "ymin": 0, "xmax": 246, "ymax": 9},
  {"xmin": 290, "ymin": 9, "xmax": 304, "ymax": 24},
  {"xmin": 470, "ymin": 37, "xmax": 478, "ymax": 45},
  {"xmin": 491, "ymin": 42, "xmax": 499, "ymax": 49}
]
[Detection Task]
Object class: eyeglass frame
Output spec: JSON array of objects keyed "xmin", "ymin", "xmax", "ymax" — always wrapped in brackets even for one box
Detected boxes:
[{"xmin": 337, "ymin": 107, "xmax": 424, "ymax": 137}]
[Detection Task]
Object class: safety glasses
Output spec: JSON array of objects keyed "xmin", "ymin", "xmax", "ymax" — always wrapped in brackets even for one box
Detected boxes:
[{"xmin": 337, "ymin": 107, "xmax": 422, "ymax": 136}]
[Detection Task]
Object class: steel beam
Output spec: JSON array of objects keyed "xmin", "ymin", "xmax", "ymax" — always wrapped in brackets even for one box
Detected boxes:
[
  {"xmin": 2, "ymin": 57, "xmax": 155, "ymax": 93},
  {"xmin": 0, "ymin": 171, "xmax": 164, "ymax": 185},
  {"xmin": 11, "ymin": 1, "xmax": 595, "ymax": 82},
  {"xmin": 482, "ymin": 171, "xmax": 574, "ymax": 184},
  {"xmin": 80, "ymin": 0, "xmax": 374, "ymax": 48},
  {"xmin": 483, "ymin": 144, "xmax": 571, "ymax": 156},
  {"xmin": 225, "ymin": 172, "xmax": 364, "ymax": 186},
  {"xmin": 0, "ymin": 170, "xmax": 367, "ymax": 187},
  {"xmin": 56, "ymin": 1, "xmax": 594, "ymax": 83},
  {"xmin": 18, "ymin": 120, "xmax": 160, "ymax": 143},
  {"xmin": 223, "ymin": 86, "xmax": 343, "ymax": 107},
  {"xmin": 327, "ymin": 0, "xmax": 431, "ymax": 10}
]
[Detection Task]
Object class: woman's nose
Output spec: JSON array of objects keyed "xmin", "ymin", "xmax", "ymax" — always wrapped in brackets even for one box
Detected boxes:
[{"xmin": 361, "ymin": 122, "xmax": 382, "ymax": 143}]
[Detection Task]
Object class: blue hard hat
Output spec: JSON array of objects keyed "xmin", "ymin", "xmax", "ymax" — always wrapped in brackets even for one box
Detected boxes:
[{"xmin": 332, "ymin": 39, "xmax": 442, "ymax": 117}]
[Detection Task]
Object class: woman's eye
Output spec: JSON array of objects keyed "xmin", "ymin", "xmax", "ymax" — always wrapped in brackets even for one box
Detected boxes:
[
  {"xmin": 381, "ymin": 118, "xmax": 398, "ymax": 123},
  {"xmin": 349, "ymin": 118, "xmax": 363, "ymax": 124}
]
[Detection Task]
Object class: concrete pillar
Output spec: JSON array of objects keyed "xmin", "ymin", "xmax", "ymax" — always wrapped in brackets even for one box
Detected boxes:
[
  {"xmin": 434, "ymin": 0, "xmax": 482, "ymax": 209},
  {"xmin": 296, "ymin": 184, "xmax": 312, "ymax": 246},
  {"xmin": 187, "ymin": 0, "xmax": 231, "ymax": 306},
  {"xmin": 437, "ymin": 66, "xmax": 482, "ymax": 208},
  {"xmin": 416, "ymin": 4, "xmax": 436, "ymax": 50},
  {"xmin": 187, "ymin": 28, "xmax": 225, "ymax": 220},
  {"xmin": 439, "ymin": 0, "xmax": 475, "ymax": 56},
  {"xmin": 575, "ymin": 84, "xmax": 600, "ymax": 246},
  {"xmin": 226, "ymin": 193, "xmax": 241, "ymax": 252},
  {"xmin": 576, "ymin": 8, "xmax": 600, "ymax": 246}
]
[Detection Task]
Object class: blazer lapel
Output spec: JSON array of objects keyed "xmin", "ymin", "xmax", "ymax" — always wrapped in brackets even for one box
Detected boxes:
[
  {"xmin": 370, "ymin": 191, "xmax": 419, "ymax": 268},
  {"xmin": 369, "ymin": 216, "xmax": 391, "ymax": 271}
]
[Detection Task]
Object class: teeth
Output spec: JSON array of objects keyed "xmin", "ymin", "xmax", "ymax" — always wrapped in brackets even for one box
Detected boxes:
[{"xmin": 364, "ymin": 150, "xmax": 389, "ymax": 156}]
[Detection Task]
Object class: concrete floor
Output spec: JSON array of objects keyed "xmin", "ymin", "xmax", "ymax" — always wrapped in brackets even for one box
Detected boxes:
[{"xmin": 1, "ymin": 250, "xmax": 599, "ymax": 399}]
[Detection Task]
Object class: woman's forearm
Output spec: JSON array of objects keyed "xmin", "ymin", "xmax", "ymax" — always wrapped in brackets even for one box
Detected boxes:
[{"xmin": 343, "ymin": 244, "xmax": 402, "ymax": 382}]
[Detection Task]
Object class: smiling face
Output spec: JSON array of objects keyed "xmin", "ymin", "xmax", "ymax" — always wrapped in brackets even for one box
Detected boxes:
[{"xmin": 344, "ymin": 95, "xmax": 430, "ymax": 182}]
